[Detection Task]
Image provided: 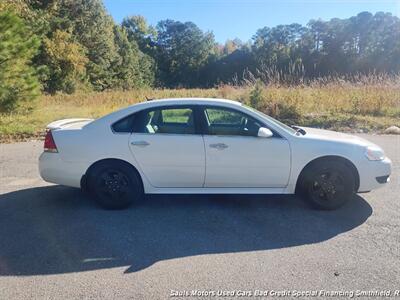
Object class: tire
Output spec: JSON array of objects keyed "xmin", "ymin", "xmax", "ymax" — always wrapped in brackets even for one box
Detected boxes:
[
  {"xmin": 87, "ymin": 160, "xmax": 143, "ymax": 210},
  {"xmin": 299, "ymin": 160, "xmax": 355, "ymax": 210}
]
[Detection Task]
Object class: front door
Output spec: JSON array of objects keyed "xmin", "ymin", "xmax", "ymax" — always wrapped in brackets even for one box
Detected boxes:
[
  {"xmin": 201, "ymin": 106, "xmax": 291, "ymax": 188},
  {"xmin": 128, "ymin": 106, "xmax": 205, "ymax": 188}
]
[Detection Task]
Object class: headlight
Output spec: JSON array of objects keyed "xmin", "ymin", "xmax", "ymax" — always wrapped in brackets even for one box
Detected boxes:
[{"xmin": 365, "ymin": 146, "xmax": 385, "ymax": 161}]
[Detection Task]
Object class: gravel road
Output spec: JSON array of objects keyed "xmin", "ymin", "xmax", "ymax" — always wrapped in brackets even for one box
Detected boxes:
[{"xmin": 0, "ymin": 134, "xmax": 399, "ymax": 299}]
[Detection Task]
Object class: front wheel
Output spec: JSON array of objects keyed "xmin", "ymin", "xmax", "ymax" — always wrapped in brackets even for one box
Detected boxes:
[
  {"xmin": 300, "ymin": 161, "xmax": 355, "ymax": 210},
  {"xmin": 88, "ymin": 161, "xmax": 143, "ymax": 210}
]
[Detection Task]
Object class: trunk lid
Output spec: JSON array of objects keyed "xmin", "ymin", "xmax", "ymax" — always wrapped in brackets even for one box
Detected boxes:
[{"xmin": 46, "ymin": 118, "xmax": 93, "ymax": 130}]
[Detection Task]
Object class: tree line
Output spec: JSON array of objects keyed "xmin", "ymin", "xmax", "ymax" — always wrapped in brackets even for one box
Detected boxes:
[{"xmin": 1, "ymin": 0, "xmax": 399, "ymax": 112}]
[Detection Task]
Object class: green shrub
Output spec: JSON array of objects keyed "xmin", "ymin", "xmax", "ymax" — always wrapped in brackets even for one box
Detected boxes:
[{"xmin": 249, "ymin": 80, "xmax": 265, "ymax": 110}]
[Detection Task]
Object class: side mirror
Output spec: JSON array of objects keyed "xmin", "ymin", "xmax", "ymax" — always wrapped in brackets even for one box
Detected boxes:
[{"xmin": 258, "ymin": 127, "xmax": 273, "ymax": 138}]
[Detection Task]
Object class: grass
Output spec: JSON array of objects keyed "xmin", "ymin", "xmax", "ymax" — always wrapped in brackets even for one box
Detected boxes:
[{"xmin": 1, "ymin": 79, "xmax": 399, "ymax": 142}]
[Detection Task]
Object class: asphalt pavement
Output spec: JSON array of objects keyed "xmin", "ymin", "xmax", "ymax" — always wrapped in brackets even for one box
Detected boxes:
[{"xmin": 0, "ymin": 134, "xmax": 399, "ymax": 299}]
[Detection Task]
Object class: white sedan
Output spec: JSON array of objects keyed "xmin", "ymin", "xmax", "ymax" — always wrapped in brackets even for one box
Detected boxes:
[{"xmin": 39, "ymin": 98, "xmax": 391, "ymax": 210}]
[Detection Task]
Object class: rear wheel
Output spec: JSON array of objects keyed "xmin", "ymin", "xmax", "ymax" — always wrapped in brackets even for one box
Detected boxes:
[
  {"xmin": 299, "ymin": 160, "xmax": 355, "ymax": 210},
  {"xmin": 88, "ymin": 161, "xmax": 143, "ymax": 210}
]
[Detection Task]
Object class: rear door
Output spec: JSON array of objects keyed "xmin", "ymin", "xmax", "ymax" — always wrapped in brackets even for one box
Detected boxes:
[
  {"xmin": 201, "ymin": 106, "xmax": 291, "ymax": 188},
  {"xmin": 128, "ymin": 105, "xmax": 205, "ymax": 188}
]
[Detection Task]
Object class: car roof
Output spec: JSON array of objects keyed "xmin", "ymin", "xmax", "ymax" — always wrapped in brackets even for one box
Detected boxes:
[{"xmin": 134, "ymin": 97, "xmax": 242, "ymax": 108}]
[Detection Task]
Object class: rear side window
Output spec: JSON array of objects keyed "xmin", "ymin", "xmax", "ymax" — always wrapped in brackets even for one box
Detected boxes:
[
  {"xmin": 112, "ymin": 114, "xmax": 135, "ymax": 133},
  {"xmin": 206, "ymin": 108, "xmax": 243, "ymax": 125},
  {"xmin": 161, "ymin": 108, "xmax": 192, "ymax": 124},
  {"xmin": 133, "ymin": 107, "xmax": 196, "ymax": 134}
]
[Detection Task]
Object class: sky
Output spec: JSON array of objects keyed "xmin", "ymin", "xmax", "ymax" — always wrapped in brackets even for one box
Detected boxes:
[{"xmin": 104, "ymin": 0, "xmax": 400, "ymax": 43}]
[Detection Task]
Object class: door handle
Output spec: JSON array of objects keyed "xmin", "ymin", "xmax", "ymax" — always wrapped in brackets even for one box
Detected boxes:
[
  {"xmin": 209, "ymin": 143, "xmax": 228, "ymax": 150},
  {"xmin": 131, "ymin": 141, "xmax": 150, "ymax": 147}
]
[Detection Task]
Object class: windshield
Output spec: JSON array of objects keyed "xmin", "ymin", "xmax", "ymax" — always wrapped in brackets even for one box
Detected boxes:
[{"xmin": 243, "ymin": 104, "xmax": 298, "ymax": 135}]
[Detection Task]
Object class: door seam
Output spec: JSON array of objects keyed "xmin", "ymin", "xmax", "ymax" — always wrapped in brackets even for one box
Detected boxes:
[{"xmin": 201, "ymin": 134, "xmax": 207, "ymax": 187}]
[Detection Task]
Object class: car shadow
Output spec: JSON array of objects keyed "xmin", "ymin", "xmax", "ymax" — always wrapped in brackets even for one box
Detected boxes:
[{"xmin": 0, "ymin": 185, "xmax": 372, "ymax": 276}]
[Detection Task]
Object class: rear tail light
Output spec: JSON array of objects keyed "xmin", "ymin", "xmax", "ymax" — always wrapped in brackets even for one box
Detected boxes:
[{"xmin": 44, "ymin": 130, "xmax": 58, "ymax": 153}]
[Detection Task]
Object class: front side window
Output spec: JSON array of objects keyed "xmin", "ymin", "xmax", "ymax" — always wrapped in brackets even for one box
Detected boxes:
[
  {"xmin": 133, "ymin": 107, "xmax": 196, "ymax": 134},
  {"xmin": 204, "ymin": 107, "xmax": 263, "ymax": 136},
  {"xmin": 243, "ymin": 104, "xmax": 297, "ymax": 135}
]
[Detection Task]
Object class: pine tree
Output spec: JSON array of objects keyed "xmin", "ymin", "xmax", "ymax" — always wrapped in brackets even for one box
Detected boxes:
[{"xmin": 0, "ymin": 11, "xmax": 40, "ymax": 112}]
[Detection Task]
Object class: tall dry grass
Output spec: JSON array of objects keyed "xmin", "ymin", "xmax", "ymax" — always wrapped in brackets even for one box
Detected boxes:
[{"xmin": 1, "ymin": 75, "xmax": 399, "ymax": 141}]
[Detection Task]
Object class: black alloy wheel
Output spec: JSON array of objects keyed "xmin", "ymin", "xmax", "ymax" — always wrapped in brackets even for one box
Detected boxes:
[
  {"xmin": 89, "ymin": 161, "xmax": 143, "ymax": 209},
  {"xmin": 301, "ymin": 161, "xmax": 355, "ymax": 210}
]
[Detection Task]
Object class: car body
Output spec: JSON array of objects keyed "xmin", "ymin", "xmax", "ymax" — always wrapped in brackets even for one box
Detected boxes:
[{"xmin": 39, "ymin": 98, "xmax": 391, "ymax": 209}]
